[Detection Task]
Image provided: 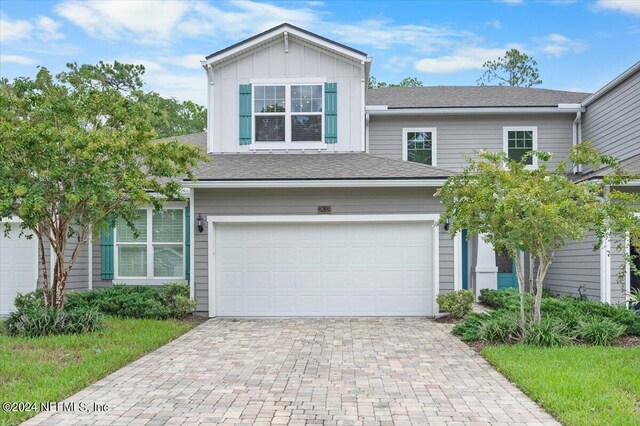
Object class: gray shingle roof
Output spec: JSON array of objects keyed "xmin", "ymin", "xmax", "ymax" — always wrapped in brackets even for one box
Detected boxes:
[
  {"xmin": 367, "ymin": 86, "xmax": 591, "ymax": 108},
  {"xmin": 574, "ymin": 152, "xmax": 640, "ymax": 182},
  {"xmin": 188, "ymin": 152, "xmax": 453, "ymax": 181}
]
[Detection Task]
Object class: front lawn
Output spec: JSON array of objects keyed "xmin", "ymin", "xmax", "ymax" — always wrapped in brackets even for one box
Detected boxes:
[
  {"xmin": 483, "ymin": 344, "xmax": 640, "ymax": 426},
  {"xmin": 0, "ymin": 317, "xmax": 194, "ymax": 426}
]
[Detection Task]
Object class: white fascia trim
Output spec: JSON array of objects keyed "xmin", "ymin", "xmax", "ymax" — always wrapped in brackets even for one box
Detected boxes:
[
  {"xmin": 402, "ymin": 127, "xmax": 437, "ymax": 167},
  {"xmin": 205, "ymin": 26, "xmax": 369, "ymax": 66},
  {"xmin": 366, "ymin": 106, "xmax": 585, "ymax": 115},
  {"xmin": 600, "ymin": 233, "xmax": 612, "ymax": 303},
  {"xmin": 207, "ymin": 213, "xmax": 441, "ymax": 224},
  {"xmin": 184, "ymin": 179, "xmax": 447, "ymax": 189},
  {"xmin": 582, "ymin": 61, "xmax": 640, "ymax": 107}
]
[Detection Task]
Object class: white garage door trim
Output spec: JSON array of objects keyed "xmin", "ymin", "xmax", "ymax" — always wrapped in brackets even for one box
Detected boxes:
[
  {"xmin": 1, "ymin": 218, "xmax": 38, "ymax": 316},
  {"xmin": 206, "ymin": 214, "xmax": 440, "ymax": 317}
]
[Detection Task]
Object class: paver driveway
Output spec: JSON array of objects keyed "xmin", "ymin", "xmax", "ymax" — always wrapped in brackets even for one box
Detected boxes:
[{"xmin": 25, "ymin": 319, "xmax": 558, "ymax": 425}]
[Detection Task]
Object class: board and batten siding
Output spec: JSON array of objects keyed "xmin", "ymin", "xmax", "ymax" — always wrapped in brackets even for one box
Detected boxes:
[
  {"xmin": 211, "ymin": 38, "xmax": 365, "ymax": 153},
  {"xmin": 544, "ymin": 232, "xmax": 601, "ymax": 300},
  {"xmin": 582, "ymin": 69, "xmax": 640, "ymax": 162},
  {"xmin": 368, "ymin": 113, "xmax": 575, "ymax": 171},
  {"xmin": 192, "ymin": 187, "xmax": 455, "ymax": 314}
]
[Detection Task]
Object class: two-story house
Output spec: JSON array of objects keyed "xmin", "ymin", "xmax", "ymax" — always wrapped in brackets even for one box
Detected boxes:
[{"xmin": 1, "ymin": 23, "xmax": 638, "ymax": 317}]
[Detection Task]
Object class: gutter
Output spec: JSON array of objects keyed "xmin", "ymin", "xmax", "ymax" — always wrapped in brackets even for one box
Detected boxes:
[
  {"xmin": 182, "ymin": 178, "xmax": 448, "ymax": 189},
  {"xmin": 366, "ymin": 106, "xmax": 585, "ymax": 115}
]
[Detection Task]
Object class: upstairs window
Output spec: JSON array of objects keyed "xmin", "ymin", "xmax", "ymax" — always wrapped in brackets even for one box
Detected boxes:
[
  {"xmin": 402, "ymin": 128, "xmax": 437, "ymax": 166},
  {"xmin": 503, "ymin": 126, "xmax": 538, "ymax": 168},
  {"xmin": 253, "ymin": 83, "xmax": 323, "ymax": 144}
]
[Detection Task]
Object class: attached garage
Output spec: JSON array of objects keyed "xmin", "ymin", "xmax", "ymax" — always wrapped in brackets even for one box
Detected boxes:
[
  {"xmin": 207, "ymin": 215, "xmax": 439, "ymax": 317},
  {"xmin": 0, "ymin": 221, "xmax": 38, "ymax": 316}
]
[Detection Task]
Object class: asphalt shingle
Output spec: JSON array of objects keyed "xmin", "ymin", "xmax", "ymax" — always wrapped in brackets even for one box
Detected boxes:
[{"xmin": 367, "ymin": 86, "xmax": 591, "ymax": 108}]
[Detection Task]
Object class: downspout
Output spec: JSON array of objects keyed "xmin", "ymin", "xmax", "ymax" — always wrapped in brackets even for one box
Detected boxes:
[{"xmin": 572, "ymin": 111, "xmax": 582, "ymax": 174}]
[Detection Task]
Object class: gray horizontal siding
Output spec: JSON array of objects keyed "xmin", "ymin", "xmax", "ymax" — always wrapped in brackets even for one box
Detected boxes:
[
  {"xmin": 368, "ymin": 113, "xmax": 575, "ymax": 172},
  {"xmin": 193, "ymin": 187, "xmax": 453, "ymax": 314},
  {"xmin": 544, "ymin": 232, "xmax": 601, "ymax": 300},
  {"xmin": 582, "ymin": 69, "xmax": 640, "ymax": 162},
  {"xmin": 40, "ymin": 235, "xmax": 90, "ymax": 292}
]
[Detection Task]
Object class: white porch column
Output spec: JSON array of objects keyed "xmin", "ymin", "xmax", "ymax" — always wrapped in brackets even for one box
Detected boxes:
[{"xmin": 474, "ymin": 235, "xmax": 498, "ymax": 297}]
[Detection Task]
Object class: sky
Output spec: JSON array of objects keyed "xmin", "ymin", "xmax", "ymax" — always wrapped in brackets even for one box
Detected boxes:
[{"xmin": 1, "ymin": 0, "xmax": 639, "ymax": 106}]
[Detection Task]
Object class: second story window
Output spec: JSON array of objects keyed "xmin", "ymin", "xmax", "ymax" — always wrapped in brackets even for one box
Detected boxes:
[
  {"xmin": 253, "ymin": 83, "xmax": 323, "ymax": 144},
  {"xmin": 503, "ymin": 126, "xmax": 538, "ymax": 168},
  {"xmin": 402, "ymin": 128, "xmax": 437, "ymax": 166}
]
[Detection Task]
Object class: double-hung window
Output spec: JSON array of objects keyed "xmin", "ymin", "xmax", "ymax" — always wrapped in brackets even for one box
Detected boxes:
[
  {"xmin": 115, "ymin": 207, "xmax": 185, "ymax": 280},
  {"xmin": 402, "ymin": 128, "xmax": 437, "ymax": 166},
  {"xmin": 503, "ymin": 126, "xmax": 538, "ymax": 168},
  {"xmin": 253, "ymin": 83, "xmax": 323, "ymax": 145}
]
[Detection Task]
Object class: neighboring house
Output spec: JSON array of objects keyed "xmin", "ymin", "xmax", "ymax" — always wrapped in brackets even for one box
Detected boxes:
[{"xmin": 1, "ymin": 23, "xmax": 638, "ymax": 317}]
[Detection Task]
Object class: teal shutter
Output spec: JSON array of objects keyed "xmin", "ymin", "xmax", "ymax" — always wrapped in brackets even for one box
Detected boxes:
[
  {"xmin": 184, "ymin": 206, "xmax": 190, "ymax": 281},
  {"xmin": 239, "ymin": 84, "xmax": 252, "ymax": 145},
  {"xmin": 324, "ymin": 82, "xmax": 337, "ymax": 144},
  {"xmin": 100, "ymin": 224, "xmax": 114, "ymax": 280}
]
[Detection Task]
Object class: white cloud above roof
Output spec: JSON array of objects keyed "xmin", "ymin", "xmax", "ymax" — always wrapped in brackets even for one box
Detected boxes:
[
  {"xmin": 0, "ymin": 54, "xmax": 38, "ymax": 65},
  {"xmin": 595, "ymin": 0, "xmax": 640, "ymax": 17}
]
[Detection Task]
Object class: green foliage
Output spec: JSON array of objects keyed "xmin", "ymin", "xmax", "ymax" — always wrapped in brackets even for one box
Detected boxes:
[
  {"xmin": 3, "ymin": 307, "xmax": 104, "ymax": 337},
  {"xmin": 479, "ymin": 313, "xmax": 522, "ymax": 343},
  {"xmin": 368, "ymin": 76, "xmax": 423, "ymax": 89},
  {"xmin": 479, "ymin": 288, "xmax": 521, "ymax": 309},
  {"xmin": 477, "ymin": 48, "xmax": 542, "ymax": 87},
  {"xmin": 436, "ymin": 289, "xmax": 474, "ymax": 319},
  {"xmin": 575, "ymin": 317, "xmax": 625, "ymax": 346},
  {"xmin": 522, "ymin": 319, "xmax": 571, "ymax": 347},
  {"xmin": 0, "ymin": 61, "xmax": 207, "ymax": 309},
  {"xmin": 21, "ymin": 283, "xmax": 196, "ymax": 320},
  {"xmin": 143, "ymin": 92, "xmax": 206, "ymax": 138},
  {"xmin": 451, "ymin": 313, "xmax": 487, "ymax": 341}
]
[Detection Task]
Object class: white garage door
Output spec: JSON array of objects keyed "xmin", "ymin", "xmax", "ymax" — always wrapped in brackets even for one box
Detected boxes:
[
  {"xmin": 214, "ymin": 220, "xmax": 434, "ymax": 317},
  {"xmin": 0, "ymin": 224, "xmax": 37, "ymax": 315}
]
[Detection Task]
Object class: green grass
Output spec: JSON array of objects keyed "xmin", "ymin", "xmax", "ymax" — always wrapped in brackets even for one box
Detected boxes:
[
  {"xmin": 0, "ymin": 317, "xmax": 193, "ymax": 426},
  {"xmin": 483, "ymin": 345, "xmax": 640, "ymax": 426}
]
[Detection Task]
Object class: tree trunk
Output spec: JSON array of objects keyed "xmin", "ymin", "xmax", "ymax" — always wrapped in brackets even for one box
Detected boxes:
[
  {"xmin": 528, "ymin": 253, "xmax": 535, "ymax": 322},
  {"xmin": 532, "ymin": 256, "xmax": 552, "ymax": 323},
  {"xmin": 514, "ymin": 253, "xmax": 526, "ymax": 325},
  {"xmin": 37, "ymin": 234, "xmax": 50, "ymax": 308}
]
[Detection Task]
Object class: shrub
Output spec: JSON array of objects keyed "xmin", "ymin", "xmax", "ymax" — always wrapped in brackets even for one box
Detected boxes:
[
  {"xmin": 479, "ymin": 313, "xmax": 522, "ymax": 343},
  {"xmin": 437, "ymin": 290, "xmax": 474, "ymax": 319},
  {"xmin": 452, "ymin": 313, "xmax": 487, "ymax": 341},
  {"xmin": 575, "ymin": 317, "xmax": 625, "ymax": 346},
  {"xmin": 478, "ymin": 288, "xmax": 521, "ymax": 310},
  {"xmin": 159, "ymin": 282, "xmax": 195, "ymax": 317},
  {"xmin": 522, "ymin": 319, "xmax": 571, "ymax": 347},
  {"xmin": 3, "ymin": 306, "xmax": 104, "ymax": 337}
]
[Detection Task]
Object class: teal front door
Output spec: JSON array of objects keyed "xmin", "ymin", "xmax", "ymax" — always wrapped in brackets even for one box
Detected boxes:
[{"xmin": 496, "ymin": 253, "xmax": 518, "ymax": 289}]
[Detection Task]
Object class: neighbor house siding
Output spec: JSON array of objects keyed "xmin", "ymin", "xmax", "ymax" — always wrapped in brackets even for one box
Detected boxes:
[
  {"xmin": 582, "ymin": 69, "xmax": 640, "ymax": 162},
  {"xmin": 544, "ymin": 232, "xmax": 601, "ymax": 300},
  {"xmin": 211, "ymin": 38, "xmax": 365, "ymax": 153},
  {"xmin": 192, "ymin": 187, "xmax": 453, "ymax": 314},
  {"xmin": 368, "ymin": 113, "xmax": 575, "ymax": 171}
]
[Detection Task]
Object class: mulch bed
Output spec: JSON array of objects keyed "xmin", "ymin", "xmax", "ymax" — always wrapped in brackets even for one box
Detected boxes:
[
  {"xmin": 615, "ymin": 335, "xmax": 640, "ymax": 347},
  {"xmin": 179, "ymin": 314, "xmax": 209, "ymax": 326}
]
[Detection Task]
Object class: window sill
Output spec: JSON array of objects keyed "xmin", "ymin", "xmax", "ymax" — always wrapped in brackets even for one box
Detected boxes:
[
  {"xmin": 250, "ymin": 142, "xmax": 328, "ymax": 151},
  {"xmin": 112, "ymin": 278, "xmax": 187, "ymax": 286}
]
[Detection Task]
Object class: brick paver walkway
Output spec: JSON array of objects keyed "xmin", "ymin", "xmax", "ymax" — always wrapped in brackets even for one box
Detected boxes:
[{"xmin": 24, "ymin": 319, "xmax": 558, "ymax": 425}]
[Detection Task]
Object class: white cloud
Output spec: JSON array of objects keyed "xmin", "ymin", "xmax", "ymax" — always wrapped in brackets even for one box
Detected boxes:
[
  {"xmin": 55, "ymin": 0, "xmax": 192, "ymax": 44},
  {"xmin": 595, "ymin": 0, "xmax": 640, "ymax": 17},
  {"xmin": 145, "ymin": 72, "xmax": 206, "ymax": 105},
  {"xmin": 538, "ymin": 33, "xmax": 586, "ymax": 56},
  {"xmin": 0, "ymin": 13, "xmax": 64, "ymax": 43},
  {"xmin": 157, "ymin": 54, "xmax": 207, "ymax": 69},
  {"xmin": 495, "ymin": 0, "xmax": 524, "ymax": 4},
  {"xmin": 414, "ymin": 47, "xmax": 508, "ymax": 73},
  {"xmin": 486, "ymin": 19, "xmax": 502, "ymax": 29},
  {"xmin": 0, "ymin": 54, "xmax": 38, "ymax": 65}
]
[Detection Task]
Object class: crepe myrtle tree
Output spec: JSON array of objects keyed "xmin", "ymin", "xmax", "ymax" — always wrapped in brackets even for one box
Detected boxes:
[
  {"xmin": 0, "ymin": 61, "xmax": 207, "ymax": 309},
  {"xmin": 437, "ymin": 143, "xmax": 640, "ymax": 324}
]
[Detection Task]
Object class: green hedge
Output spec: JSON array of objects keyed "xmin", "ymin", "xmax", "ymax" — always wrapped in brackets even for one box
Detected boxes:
[{"xmin": 453, "ymin": 289, "xmax": 639, "ymax": 347}]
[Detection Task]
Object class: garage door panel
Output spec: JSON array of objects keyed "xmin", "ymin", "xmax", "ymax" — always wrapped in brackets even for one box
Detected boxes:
[{"xmin": 215, "ymin": 221, "xmax": 433, "ymax": 317}]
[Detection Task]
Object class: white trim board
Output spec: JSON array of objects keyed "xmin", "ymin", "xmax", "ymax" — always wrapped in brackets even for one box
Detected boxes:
[
  {"xmin": 366, "ymin": 106, "xmax": 585, "ymax": 115},
  {"xmin": 184, "ymin": 179, "xmax": 448, "ymax": 189},
  {"xmin": 206, "ymin": 213, "xmax": 440, "ymax": 318}
]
